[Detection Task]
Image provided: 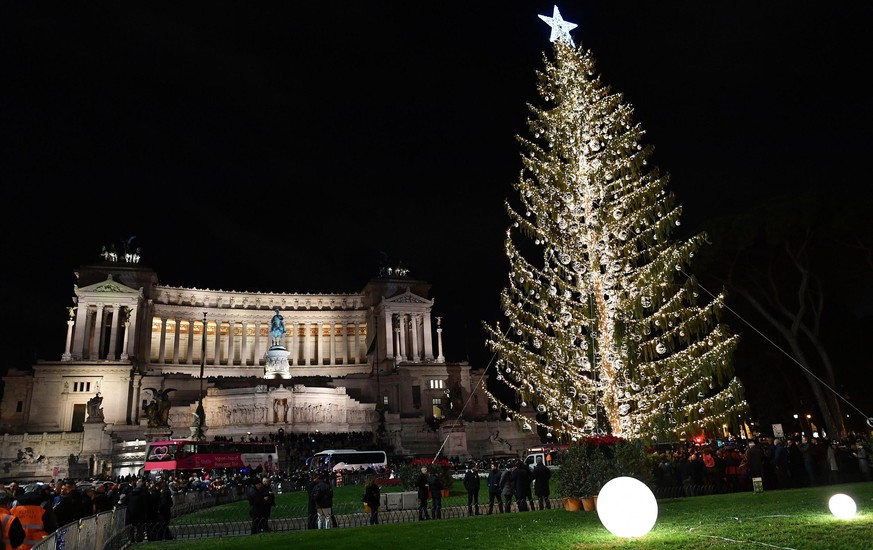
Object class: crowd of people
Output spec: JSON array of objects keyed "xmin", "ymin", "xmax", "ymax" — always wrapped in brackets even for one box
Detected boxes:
[
  {"xmin": 0, "ymin": 476, "xmax": 174, "ymax": 548},
  {"xmin": 0, "ymin": 430, "xmax": 867, "ymax": 546},
  {"xmin": 651, "ymin": 434, "xmax": 871, "ymax": 495},
  {"xmin": 410, "ymin": 459, "xmax": 552, "ymax": 521},
  {"xmin": 0, "ymin": 470, "xmax": 282, "ymax": 545}
]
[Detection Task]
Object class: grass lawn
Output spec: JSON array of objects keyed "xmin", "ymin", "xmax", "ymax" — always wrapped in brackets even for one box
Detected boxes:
[{"xmin": 150, "ymin": 482, "xmax": 873, "ymax": 549}]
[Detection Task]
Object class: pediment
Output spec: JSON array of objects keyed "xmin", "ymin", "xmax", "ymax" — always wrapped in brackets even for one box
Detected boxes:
[
  {"xmin": 381, "ymin": 287, "xmax": 433, "ymax": 306},
  {"xmin": 76, "ymin": 274, "xmax": 142, "ymax": 296}
]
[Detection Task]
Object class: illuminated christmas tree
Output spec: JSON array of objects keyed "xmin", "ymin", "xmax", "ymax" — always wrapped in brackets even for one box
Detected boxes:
[{"xmin": 483, "ymin": 7, "xmax": 748, "ymax": 441}]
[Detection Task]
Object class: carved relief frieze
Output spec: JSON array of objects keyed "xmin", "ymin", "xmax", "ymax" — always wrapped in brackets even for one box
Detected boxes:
[{"xmin": 95, "ymin": 282, "xmax": 124, "ymax": 293}]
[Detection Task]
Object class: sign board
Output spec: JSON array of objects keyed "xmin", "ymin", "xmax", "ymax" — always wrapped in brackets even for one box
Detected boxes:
[
  {"xmin": 752, "ymin": 476, "xmax": 764, "ymax": 493},
  {"xmin": 772, "ymin": 423, "xmax": 784, "ymax": 438}
]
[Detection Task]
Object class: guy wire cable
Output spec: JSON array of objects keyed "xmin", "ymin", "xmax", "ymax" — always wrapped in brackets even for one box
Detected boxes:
[{"xmin": 680, "ymin": 268, "xmax": 873, "ymax": 429}]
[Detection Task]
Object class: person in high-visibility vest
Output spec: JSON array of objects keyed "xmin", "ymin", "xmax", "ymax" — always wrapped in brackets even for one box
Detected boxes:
[
  {"xmin": 9, "ymin": 486, "xmax": 57, "ymax": 550},
  {"xmin": 0, "ymin": 492, "xmax": 25, "ymax": 550}
]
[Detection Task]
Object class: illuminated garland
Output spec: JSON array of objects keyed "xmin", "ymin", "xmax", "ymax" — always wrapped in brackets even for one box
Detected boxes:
[{"xmin": 483, "ymin": 16, "xmax": 749, "ymax": 442}]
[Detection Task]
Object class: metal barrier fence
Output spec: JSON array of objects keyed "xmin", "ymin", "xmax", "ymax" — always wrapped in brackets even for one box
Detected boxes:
[
  {"xmin": 29, "ymin": 482, "xmax": 733, "ymax": 548},
  {"xmin": 32, "ymin": 486, "xmax": 250, "ymax": 550},
  {"xmin": 33, "ymin": 508, "xmax": 127, "ymax": 550}
]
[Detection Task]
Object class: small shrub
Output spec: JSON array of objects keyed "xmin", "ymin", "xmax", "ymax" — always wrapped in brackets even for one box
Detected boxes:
[
  {"xmin": 556, "ymin": 435, "xmax": 653, "ymax": 498},
  {"xmin": 397, "ymin": 458, "xmax": 454, "ymax": 491}
]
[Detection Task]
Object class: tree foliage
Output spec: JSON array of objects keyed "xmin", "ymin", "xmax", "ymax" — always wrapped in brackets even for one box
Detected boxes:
[
  {"xmin": 698, "ymin": 193, "xmax": 873, "ymax": 436},
  {"xmin": 483, "ymin": 34, "xmax": 748, "ymax": 441}
]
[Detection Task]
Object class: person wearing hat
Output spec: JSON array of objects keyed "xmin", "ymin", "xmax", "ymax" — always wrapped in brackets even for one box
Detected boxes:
[
  {"xmin": 415, "ymin": 466, "xmax": 430, "ymax": 521},
  {"xmin": 9, "ymin": 484, "xmax": 57, "ymax": 550},
  {"xmin": 0, "ymin": 491, "xmax": 25, "ymax": 550}
]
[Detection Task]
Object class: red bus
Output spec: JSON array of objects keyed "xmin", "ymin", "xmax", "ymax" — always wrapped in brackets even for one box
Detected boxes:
[{"xmin": 144, "ymin": 440, "xmax": 279, "ymax": 478}]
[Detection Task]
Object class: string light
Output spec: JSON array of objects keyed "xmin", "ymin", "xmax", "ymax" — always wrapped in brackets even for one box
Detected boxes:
[{"xmin": 483, "ymin": 14, "xmax": 748, "ymax": 441}]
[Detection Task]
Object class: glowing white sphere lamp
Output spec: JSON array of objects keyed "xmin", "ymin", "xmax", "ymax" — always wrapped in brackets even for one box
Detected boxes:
[
  {"xmin": 597, "ymin": 476, "xmax": 658, "ymax": 538},
  {"xmin": 828, "ymin": 494, "xmax": 857, "ymax": 519}
]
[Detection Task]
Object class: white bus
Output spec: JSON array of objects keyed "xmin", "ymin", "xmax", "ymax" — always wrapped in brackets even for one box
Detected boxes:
[{"xmin": 306, "ymin": 449, "xmax": 388, "ymax": 473}]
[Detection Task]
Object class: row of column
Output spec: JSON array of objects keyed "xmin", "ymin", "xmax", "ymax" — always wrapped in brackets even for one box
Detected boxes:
[
  {"xmin": 150, "ymin": 318, "xmax": 368, "ymax": 367},
  {"xmin": 66, "ymin": 302, "xmax": 138, "ymax": 361},
  {"xmin": 63, "ymin": 305, "xmax": 443, "ymax": 366},
  {"xmin": 383, "ymin": 312, "xmax": 436, "ymax": 363}
]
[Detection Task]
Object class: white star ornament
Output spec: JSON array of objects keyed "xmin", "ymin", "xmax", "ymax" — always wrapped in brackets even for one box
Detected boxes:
[{"xmin": 538, "ymin": 5, "xmax": 577, "ymax": 46}]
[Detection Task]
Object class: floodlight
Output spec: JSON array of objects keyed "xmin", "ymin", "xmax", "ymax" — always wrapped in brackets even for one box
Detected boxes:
[
  {"xmin": 597, "ymin": 476, "xmax": 658, "ymax": 538},
  {"xmin": 828, "ymin": 494, "xmax": 857, "ymax": 519}
]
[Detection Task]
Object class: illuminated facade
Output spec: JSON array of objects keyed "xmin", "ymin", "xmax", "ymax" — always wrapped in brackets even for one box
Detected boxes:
[{"xmin": 0, "ymin": 256, "xmax": 538, "ymax": 479}]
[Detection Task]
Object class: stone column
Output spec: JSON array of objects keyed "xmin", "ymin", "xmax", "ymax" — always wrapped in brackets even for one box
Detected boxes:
[
  {"xmin": 62, "ymin": 319, "xmax": 75, "ymax": 361},
  {"xmin": 436, "ymin": 317, "xmax": 445, "ymax": 362},
  {"xmin": 329, "ymin": 322, "xmax": 337, "ymax": 365},
  {"xmin": 410, "ymin": 314, "xmax": 420, "ymax": 363},
  {"xmin": 241, "ymin": 321, "xmax": 249, "ymax": 366},
  {"xmin": 172, "ymin": 317, "xmax": 182, "ymax": 364},
  {"xmin": 158, "ymin": 316, "xmax": 168, "ymax": 364},
  {"xmin": 186, "ymin": 318, "xmax": 196, "ymax": 365},
  {"xmin": 356, "ymin": 322, "xmax": 364, "ymax": 363},
  {"xmin": 398, "ymin": 314, "xmax": 407, "ymax": 361},
  {"xmin": 90, "ymin": 303, "xmax": 105, "ymax": 360},
  {"xmin": 125, "ymin": 305, "xmax": 138, "ymax": 360},
  {"xmin": 344, "ymin": 323, "xmax": 352, "ymax": 364},
  {"xmin": 423, "ymin": 314, "xmax": 434, "ymax": 361},
  {"xmin": 304, "ymin": 321, "xmax": 312, "ymax": 366},
  {"xmin": 288, "ymin": 321, "xmax": 297, "ymax": 366},
  {"xmin": 106, "ymin": 303, "xmax": 120, "ymax": 360},
  {"xmin": 383, "ymin": 312, "xmax": 394, "ymax": 360},
  {"xmin": 213, "ymin": 320, "xmax": 222, "ymax": 365},
  {"xmin": 316, "ymin": 321, "xmax": 324, "ymax": 366},
  {"xmin": 254, "ymin": 321, "xmax": 262, "ymax": 366},
  {"xmin": 72, "ymin": 302, "xmax": 89, "ymax": 360},
  {"xmin": 226, "ymin": 320, "xmax": 236, "ymax": 366},
  {"xmin": 121, "ymin": 319, "xmax": 131, "ymax": 361}
]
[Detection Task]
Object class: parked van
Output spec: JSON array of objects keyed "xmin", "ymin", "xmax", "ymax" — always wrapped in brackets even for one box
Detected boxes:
[{"xmin": 523, "ymin": 445, "xmax": 567, "ymax": 469}]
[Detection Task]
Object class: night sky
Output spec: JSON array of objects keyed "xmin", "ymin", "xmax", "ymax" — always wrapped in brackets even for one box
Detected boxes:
[{"xmin": 3, "ymin": 3, "xmax": 871, "ymax": 429}]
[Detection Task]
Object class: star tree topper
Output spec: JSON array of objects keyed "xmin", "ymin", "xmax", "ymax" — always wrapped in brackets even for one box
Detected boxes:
[{"xmin": 538, "ymin": 5, "xmax": 577, "ymax": 46}]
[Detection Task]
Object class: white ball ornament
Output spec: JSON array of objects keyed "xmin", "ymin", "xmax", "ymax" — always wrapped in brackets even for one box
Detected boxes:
[
  {"xmin": 597, "ymin": 476, "xmax": 658, "ymax": 538},
  {"xmin": 828, "ymin": 494, "xmax": 856, "ymax": 519}
]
